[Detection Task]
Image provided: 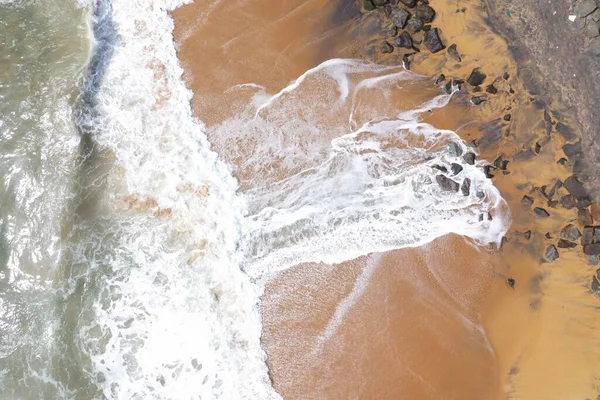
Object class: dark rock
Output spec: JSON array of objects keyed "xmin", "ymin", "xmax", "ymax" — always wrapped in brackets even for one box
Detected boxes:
[
  {"xmin": 485, "ymin": 84, "xmax": 498, "ymax": 94},
  {"xmin": 582, "ymin": 226, "xmax": 595, "ymax": 245},
  {"xmin": 461, "ymin": 178, "xmax": 471, "ymax": 196},
  {"xmin": 443, "ymin": 79, "xmax": 463, "ymax": 94},
  {"xmin": 523, "ymin": 230, "xmax": 532, "ymax": 240},
  {"xmin": 560, "ymin": 194, "xmax": 576, "ymax": 209},
  {"xmin": 393, "ymin": 9, "xmax": 410, "ymax": 28},
  {"xmin": 564, "ymin": 175, "xmax": 588, "ymax": 200},
  {"xmin": 463, "ymin": 152, "xmax": 476, "ymax": 165},
  {"xmin": 521, "ymin": 195, "xmax": 534, "ymax": 206},
  {"xmin": 415, "ymin": 4, "xmax": 436, "ymax": 22},
  {"xmin": 557, "ymin": 239, "xmax": 577, "ymax": 249},
  {"xmin": 562, "ymin": 141, "xmax": 582, "ymax": 158},
  {"xmin": 557, "ymin": 157, "xmax": 567, "ymax": 165},
  {"xmin": 402, "ymin": 53, "xmax": 415, "ymax": 70},
  {"xmin": 579, "ymin": 208, "xmax": 594, "ymax": 226},
  {"xmin": 399, "ymin": 0, "xmax": 417, "ymax": 7},
  {"xmin": 407, "ymin": 16, "xmax": 424, "ymax": 31},
  {"xmin": 447, "ymin": 43, "xmax": 461, "ymax": 62},
  {"xmin": 424, "ymin": 28, "xmax": 445, "ymax": 53},
  {"xmin": 389, "ymin": 26, "xmax": 398, "ymax": 37},
  {"xmin": 467, "ymin": 68, "xmax": 487, "ymax": 86},
  {"xmin": 545, "ymin": 245, "xmax": 559, "ymax": 262},
  {"xmin": 364, "ymin": 0, "xmax": 376, "ymax": 11},
  {"xmin": 503, "ymin": 72, "xmax": 510, "ymax": 80},
  {"xmin": 584, "ymin": 243, "xmax": 600, "ymax": 255},
  {"xmin": 594, "ymin": 227, "xmax": 600, "ymax": 242},
  {"xmin": 381, "ymin": 41, "xmax": 394, "ymax": 53},
  {"xmin": 578, "ymin": 197, "xmax": 593, "ymax": 209},
  {"xmin": 384, "ymin": 5, "xmax": 393, "ymax": 17},
  {"xmin": 447, "ymin": 141, "xmax": 463, "ymax": 157},
  {"xmin": 493, "ymin": 154, "xmax": 508, "ymax": 170},
  {"xmin": 394, "ymin": 31, "xmax": 413, "ymax": 48},
  {"xmin": 473, "ymin": 85, "xmax": 482, "ymax": 92},
  {"xmin": 483, "ymin": 165, "xmax": 494, "ymax": 179},
  {"xmin": 555, "ymin": 122, "xmax": 578, "ymax": 141},
  {"xmin": 561, "ymin": 224, "xmax": 582, "ymax": 241},
  {"xmin": 592, "ymin": 276, "xmax": 600, "ymax": 292},
  {"xmin": 451, "ymin": 163, "xmax": 463, "ymax": 175},
  {"xmin": 434, "ymin": 74, "xmax": 446, "ymax": 85},
  {"xmin": 373, "ymin": 0, "xmax": 389, "ymax": 5},
  {"xmin": 503, "ymin": 114, "xmax": 512, "ymax": 121},
  {"xmin": 433, "ymin": 164, "xmax": 448, "ymax": 173},
  {"xmin": 507, "ymin": 278, "xmax": 515, "ymax": 289},
  {"xmin": 471, "ymin": 96, "xmax": 484, "ymax": 105},
  {"xmin": 534, "ymin": 142, "xmax": 541, "ymax": 154},
  {"xmin": 534, "ymin": 207, "xmax": 550, "ymax": 217},
  {"xmin": 436, "ymin": 175, "xmax": 459, "ymax": 192},
  {"xmin": 545, "ymin": 232, "xmax": 552, "ymax": 239}
]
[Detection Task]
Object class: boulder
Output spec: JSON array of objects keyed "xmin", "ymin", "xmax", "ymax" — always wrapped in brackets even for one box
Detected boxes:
[
  {"xmin": 399, "ymin": 0, "xmax": 417, "ymax": 7},
  {"xmin": 545, "ymin": 245, "xmax": 559, "ymax": 262},
  {"xmin": 461, "ymin": 178, "xmax": 471, "ymax": 196},
  {"xmin": 485, "ymin": 84, "xmax": 498, "ymax": 94},
  {"xmin": 394, "ymin": 31, "xmax": 413, "ymax": 48},
  {"xmin": 582, "ymin": 226, "xmax": 595, "ymax": 245},
  {"xmin": 389, "ymin": 26, "xmax": 398, "ymax": 37},
  {"xmin": 521, "ymin": 195, "xmax": 534, "ymax": 206},
  {"xmin": 373, "ymin": 0, "xmax": 389, "ymax": 5},
  {"xmin": 424, "ymin": 28, "xmax": 445, "ymax": 53},
  {"xmin": 407, "ymin": 16, "xmax": 424, "ymax": 31},
  {"xmin": 448, "ymin": 141, "xmax": 463, "ymax": 157},
  {"xmin": 463, "ymin": 152, "xmax": 476, "ymax": 165},
  {"xmin": 560, "ymin": 194, "xmax": 577, "ymax": 209},
  {"xmin": 579, "ymin": 208, "xmax": 594, "ymax": 226},
  {"xmin": 483, "ymin": 165, "xmax": 494, "ymax": 178},
  {"xmin": 447, "ymin": 44, "xmax": 461, "ymax": 62},
  {"xmin": 467, "ymin": 68, "xmax": 487, "ymax": 86},
  {"xmin": 563, "ymin": 175, "xmax": 588, "ymax": 200},
  {"xmin": 592, "ymin": 276, "xmax": 600, "ymax": 292},
  {"xmin": 584, "ymin": 243, "xmax": 600, "ymax": 255},
  {"xmin": 561, "ymin": 224, "xmax": 582, "ymax": 241},
  {"xmin": 471, "ymin": 96, "xmax": 484, "ymax": 105},
  {"xmin": 557, "ymin": 239, "xmax": 577, "ymax": 249},
  {"xmin": 381, "ymin": 41, "xmax": 394, "ymax": 53},
  {"xmin": 534, "ymin": 207, "xmax": 550, "ymax": 217},
  {"xmin": 451, "ymin": 163, "xmax": 463, "ymax": 175},
  {"xmin": 393, "ymin": 9, "xmax": 410, "ymax": 28},
  {"xmin": 415, "ymin": 4, "xmax": 436, "ymax": 22},
  {"xmin": 436, "ymin": 175, "xmax": 460, "ymax": 192},
  {"xmin": 562, "ymin": 142, "xmax": 582, "ymax": 158},
  {"xmin": 435, "ymin": 74, "xmax": 446, "ymax": 85}
]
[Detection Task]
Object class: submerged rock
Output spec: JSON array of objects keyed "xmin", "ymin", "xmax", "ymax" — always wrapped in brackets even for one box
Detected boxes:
[
  {"xmin": 424, "ymin": 28, "xmax": 445, "ymax": 53},
  {"xmin": 436, "ymin": 175, "xmax": 460, "ymax": 192},
  {"xmin": 447, "ymin": 43, "xmax": 461, "ymax": 62},
  {"xmin": 467, "ymin": 68, "xmax": 486, "ymax": 86},
  {"xmin": 545, "ymin": 245, "xmax": 559, "ymax": 262}
]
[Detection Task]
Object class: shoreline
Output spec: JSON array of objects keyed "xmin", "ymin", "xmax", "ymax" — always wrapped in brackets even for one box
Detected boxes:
[{"xmin": 171, "ymin": 0, "xmax": 600, "ymax": 398}]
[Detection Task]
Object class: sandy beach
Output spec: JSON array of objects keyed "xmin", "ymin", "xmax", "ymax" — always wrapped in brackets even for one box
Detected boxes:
[{"xmin": 172, "ymin": 0, "xmax": 600, "ymax": 398}]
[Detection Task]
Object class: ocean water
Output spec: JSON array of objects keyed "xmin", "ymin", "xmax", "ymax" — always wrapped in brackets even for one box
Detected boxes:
[{"xmin": 0, "ymin": 1, "xmax": 509, "ymax": 399}]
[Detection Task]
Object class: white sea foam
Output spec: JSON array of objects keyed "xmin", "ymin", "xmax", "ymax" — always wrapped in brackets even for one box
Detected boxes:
[
  {"xmin": 74, "ymin": 0, "xmax": 279, "ymax": 399},
  {"xmin": 208, "ymin": 59, "xmax": 510, "ymax": 279}
]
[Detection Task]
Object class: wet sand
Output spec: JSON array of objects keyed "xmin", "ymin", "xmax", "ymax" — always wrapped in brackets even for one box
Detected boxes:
[{"xmin": 172, "ymin": 0, "xmax": 600, "ymax": 398}]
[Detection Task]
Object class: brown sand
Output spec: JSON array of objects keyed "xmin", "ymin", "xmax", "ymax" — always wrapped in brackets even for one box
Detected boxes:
[{"xmin": 172, "ymin": 0, "xmax": 600, "ymax": 398}]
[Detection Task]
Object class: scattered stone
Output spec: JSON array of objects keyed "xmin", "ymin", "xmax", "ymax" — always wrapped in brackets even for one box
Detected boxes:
[
  {"xmin": 448, "ymin": 141, "xmax": 463, "ymax": 157},
  {"xmin": 407, "ymin": 16, "xmax": 425, "ymax": 31},
  {"xmin": 582, "ymin": 226, "xmax": 595, "ymax": 245},
  {"xmin": 507, "ymin": 278, "xmax": 515, "ymax": 289},
  {"xmin": 503, "ymin": 114, "xmax": 512, "ymax": 121},
  {"xmin": 451, "ymin": 163, "xmax": 463, "ymax": 175},
  {"xmin": 560, "ymin": 194, "xmax": 577, "ymax": 209},
  {"xmin": 575, "ymin": 0, "xmax": 598, "ymax": 18},
  {"xmin": 521, "ymin": 195, "xmax": 534, "ymax": 206},
  {"xmin": 394, "ymin": 31, "xmax": 414, "ymax": 48},
  {"xmin": 579, "ymin": 208, "xmax": 594, "ymax": 225},
  {"xmin": 558, "ymin": 239, "xmax": 577, "ymax": 249},
  {"xmin": 447, "ymin": 44, "xmax": 461, "ymax": 62},
  {"xmin": 503, "ymin": 72, "xmax": 510, "ymax": 80},
  {"xmin": 435, "ymin": 74, "xmax": 446, "ymax": 85},
  {"xmin": 436, "ymin": 175, "xmax": 460, "ymax": 192},
  {"xmin": 485, "ymin": 84, "xmax": 498, "ymax": 94},
  {"xmin": 415, "ymin": 4, "xmax": 436, "ymax": 22},
  {"xmin": 545, "ymin": 232, "xmax": 552, "ymax": 239},
  {"xmin": 523, "ymin": 230, "xmax": 532, "ymax": 240},
  {"xmin": 563, "ymin": 141, "xmax": 582, "ymax": 157},
  {"xmin": 564, "ymin": 175, "xmax": 588, "ymax": 200},
  {"xmin": 467, "ymin": 68, "xmax": 487, "ymax": 86},
  {"xmin": 393, "ymin": 9, "xmax": 411, "ymax": 29},
  {"xmin": 545, "ymin": 245, "xmax": 559, "ymax": 262},
  {"xmin": 534, "ymin": 142, "xmax": 542, "ymax": 154},
  {"xmin": 389, "ymin": 26, "xmax": 398, "ymax": 37},
  {"xmin": 471, "ymin": 96, "xmax": 485, "ymax": 105},
  {"xmin": 557, "ymin": 157, "xmax": 568, "ymax": 165},
  {"xmin": 460, "ymin": 178, "xmax": 471, "ymax": 196},
  {"xmin": 399, "ymin": 0, "xmax": 417, "ymax": 7},
  {"xmin": 463, "ymin": 152, "xmax": 476, "ymax": 165},
  {"xmin": 493, "ymin": 154, "xmax": 508, "ymax": 170},
  {"xmin": 561, "ymin": 224, "xmax": 582, "ymax": 241},
  {"xmin": 584, "ymin": 243, "xmax": 600, "ymax": 255},
  {"xmin": 534, "ymin": 207, "xmax": 550, "ymax": 217},
  {"xmin": 364, "ymin": 0, "xmax": 376, "ymax": 11},
  {"xmin": 584, "ymin": 20, "xmax": 600, "ymax": 38},
  {"xmin": 424, "ymin": 28, "xmax": 445, "ymax": 53},
  {"xmin": 381, "ymin": 41, "xmax": 394, "ymax": 53}
]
